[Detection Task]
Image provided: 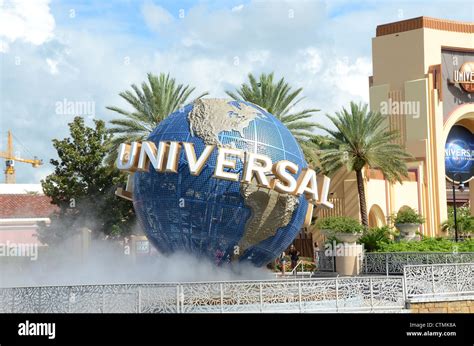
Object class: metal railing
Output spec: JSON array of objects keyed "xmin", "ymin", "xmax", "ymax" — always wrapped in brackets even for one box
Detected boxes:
[
  {"xmin": 404, "ymin": 262, "xmax": 474, "ymax": 300},
  {"xmin": 274, "ymin": 260, "xmax": 305, "ymax": 278},
  {"xmin": 290, "ymin": 260, "xmax": 302, "ymax": 274},
  {"xmin": 316, "ymin": 251, "xmax": 335, "ymax": 272},
  {"xmin": 315, "ymin": 251, "xmax": 474, "ymax": 275},
  {"xmin": 2, "ymin": 262, "xmax": 472, "ymax": 313},
  {"xmin": 362, "ymin": 252, "xmax": 474, "ymax": 275},
  {"xmin": 0, "ymin": 276, "xmax": 406, "ymax": 313}
]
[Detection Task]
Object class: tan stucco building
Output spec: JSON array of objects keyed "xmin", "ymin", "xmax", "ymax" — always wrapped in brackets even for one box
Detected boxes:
[{"xmin": 316, "ymin": 17, "xmax": 474, "ymax": 237}]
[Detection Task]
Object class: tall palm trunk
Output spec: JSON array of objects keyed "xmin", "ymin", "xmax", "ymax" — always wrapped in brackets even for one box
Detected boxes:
[{"xmin": 356, "ymin": 169, "xmax": 368, "ymax": 227}]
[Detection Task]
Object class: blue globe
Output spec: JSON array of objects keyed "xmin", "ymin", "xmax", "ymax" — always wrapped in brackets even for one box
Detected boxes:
[{"xmin": 132, "ymin": 99, "xmax": 309, "ymax": 267}]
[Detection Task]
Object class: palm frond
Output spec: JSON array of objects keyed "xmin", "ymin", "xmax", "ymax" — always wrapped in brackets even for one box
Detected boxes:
[
  {"xmin": 106, "ymin": 72, "xmax": 208, "ymax": 163},
  {"xmin": 318, "ymin": 101, "xmax": 410, "ymax": 181}
]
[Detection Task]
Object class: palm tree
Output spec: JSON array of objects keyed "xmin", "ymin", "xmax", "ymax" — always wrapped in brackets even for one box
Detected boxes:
[
  {"xmin": 316, "ymin": 102, "xmax": 411, "ymax": 227},
  {"xmin": 225, "ymin": 72, "xmax": 320, "ymax": 166},
  {"xmin": 106, "ymin": 72, "xmax": 208, "ymax": 163}
]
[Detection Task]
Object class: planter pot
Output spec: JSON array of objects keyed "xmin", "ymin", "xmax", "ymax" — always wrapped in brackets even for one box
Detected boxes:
[
  {"xmin": 321, "ymin": 229, "xmax": 363, "ymax": 276},
  {"xmin": 334, "ymin": 232, "xmax": 362, "ymax": 244},
  {"xmin": 395, "ymin": 223, "xmax": 419, "ymax": 241},
  {"xmin": 321, "ymin": 230, "xmax": 362, "ymax": 244},
  {"xmin": 334, "ymin": 244, "xmax": 364, "ymax": 276}
]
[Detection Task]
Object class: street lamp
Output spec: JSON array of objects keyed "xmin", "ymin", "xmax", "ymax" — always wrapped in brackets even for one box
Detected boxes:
[{"xmin": 452, "ymin": 173, "xmax": 465, "ymax": 242}]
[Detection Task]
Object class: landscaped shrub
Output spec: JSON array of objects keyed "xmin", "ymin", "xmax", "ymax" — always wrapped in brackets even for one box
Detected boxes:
[
  {"xmin": 359, "ymin": 226, "xmax": 392, "ymax": 252},
  {"xmin": 315, "ymin": 216, "xmax": 365, "ymax": 234},
  {"xmin": 376, "ymin": 237, "xmax": 474, "ymax": 252}
]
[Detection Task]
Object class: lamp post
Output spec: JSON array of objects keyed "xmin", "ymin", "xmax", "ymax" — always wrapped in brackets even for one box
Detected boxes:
[{"xmin": 452, "ymin": 173, "xmax": 465, "ymax": 242}]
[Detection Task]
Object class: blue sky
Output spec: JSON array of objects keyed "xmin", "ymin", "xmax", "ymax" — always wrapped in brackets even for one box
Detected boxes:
[{"xmin": 0, "ymin": 0, "xmax": 473, "ymax": 183}]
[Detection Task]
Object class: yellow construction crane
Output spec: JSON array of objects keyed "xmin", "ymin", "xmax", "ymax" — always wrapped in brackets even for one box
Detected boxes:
[{"xmin": 0, "ymin": 130, "xmax": 43, "ymax": 184}]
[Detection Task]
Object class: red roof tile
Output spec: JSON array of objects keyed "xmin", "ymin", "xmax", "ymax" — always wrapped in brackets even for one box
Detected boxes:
[{"xmin": 0, "ymin": 194, "xmax": 59, "ymax": 218}]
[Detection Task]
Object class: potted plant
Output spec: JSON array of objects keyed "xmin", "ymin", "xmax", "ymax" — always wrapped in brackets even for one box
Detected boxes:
[
  {"xmin": 316, "ymin": 216, "xmax": 365, "ymax": 276},
  {"xmin": 391, "ymin": 207, "xmax": 425, "ymax": 241},
  {"xmin": 315, "ymin": 216, "xmax": 365, "ymax": 244}
]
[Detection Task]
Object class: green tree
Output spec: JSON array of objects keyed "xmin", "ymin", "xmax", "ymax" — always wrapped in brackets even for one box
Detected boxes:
[
  {"xmin": 106, "ymin": 72, "xmax": 208, "ymax": 163},
  {"xmin": 225, "ymin": 72, "xmax": 320, "ymax": 165},
  {"xmin": 39, "ymin": 117, "xmax": 135, "ymax": 244},
  {"xmin": 316, "ymin": 102, "xmax": 411, "ymax": 227},
  {"xmin": 441, "ymin": 205, "xmax": 474, "ymax": 236}
]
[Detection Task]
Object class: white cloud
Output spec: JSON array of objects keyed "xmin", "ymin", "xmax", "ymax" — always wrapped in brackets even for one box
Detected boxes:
[
  {"xmin": 141, "ymin": 1, "xmax": 173, "ymax": 33},
  {"xmin": 0, "ymin": 40, "xmax": 7, "ymax": 52},
  {"xmin": 0, "ymin": 0, "xmax": 55, "ymax": 52},
  {"xmin": 246, "ymin": 50, "xmax": 270, "ymax": 65},
  {"xmin": 181, "ymin": 33, "xmax": 205, "ymax": 48},
  {"xmin": 323, "ymin": 57, "xmax": 372, "ymax": 101},
  {"xmin": 46, "ymin": 58, "xmax": 58, "ymax": 74},
  {"xmin": 151, "ymin": 51, "xmax": 253, "ymax": 97},
  {"xmin": 296, "ymin": 47, "xmax": 322, "ymax": 75},
  {"xmin": 231, "ymin": 4, "xmax": 244, "ymax": 12}
]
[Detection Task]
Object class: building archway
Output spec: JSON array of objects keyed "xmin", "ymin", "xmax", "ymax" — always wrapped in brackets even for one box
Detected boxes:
[
  {"xmin": 443, "ymin": 104, "xmax": 474, "ymax": 141},
  {"xmin": 368, "ymin": 204, "xmax": 386, "ymax": 228}
]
